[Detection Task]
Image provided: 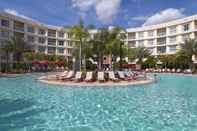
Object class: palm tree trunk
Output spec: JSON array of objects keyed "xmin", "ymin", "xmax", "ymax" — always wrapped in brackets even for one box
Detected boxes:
[{"xmin": 6, "ymin": 52, "xmax": 9, "ymax": 72}]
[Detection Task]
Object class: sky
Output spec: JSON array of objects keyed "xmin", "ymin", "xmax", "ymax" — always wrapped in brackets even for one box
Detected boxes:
[{"xmin": 0, "ymin": 0, "xmax": 197, "ymax": 28}]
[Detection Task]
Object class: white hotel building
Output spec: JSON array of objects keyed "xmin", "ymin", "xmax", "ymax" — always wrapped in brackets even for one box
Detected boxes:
[
  {"xmin": 1, "ymin": 11, "xmax": 197, "ymax": 58},
  {"xmin": 126, "ymin": 14, "xmax": 197, "ymax": 56},
  {"xmin": 0, "ymin": 12, "xmax": 74, "ymax": 59}
]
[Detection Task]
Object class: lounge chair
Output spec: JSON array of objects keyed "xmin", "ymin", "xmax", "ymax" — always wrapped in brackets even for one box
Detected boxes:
[
  {"xmin": 63, "ymin": 71, "xmax": 74, "ymax": 80},
  {"xmin": 184, "ymin": 69, "xmax": 192, "ymax": 74},
  {"xmin": 74, "ymin": 72, "xmax": 83, "ymax": 81},
  {"xmin": 56, "ymin": 71, "xmax": 68, "ymax": 80},
  {"xmin": 108, "ymin": 71, "xmax": 119, "ymax": 82},
  {"xmin": 118, "ymin": 71, "xmax": 126, "ymax": 80},
  {"xmin": 176, "ymin": 69, "xmax": 181, "ymax": 73},
  {"xmin": 85, "ymin": 72, "xmax": 93, "ymax": 82},
  {"xmin": 97, "ymin": 72, "xmax": 105, "ymax": 82}
]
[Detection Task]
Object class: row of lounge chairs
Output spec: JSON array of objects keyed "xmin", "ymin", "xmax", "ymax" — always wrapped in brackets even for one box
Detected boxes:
[
  {"xmin": 145, "ymin": 68, "xmax": 193, "ymax": 74},
  {"xmin": 55, "ymin": 70, "xmax": 145, "ymax": 82}
]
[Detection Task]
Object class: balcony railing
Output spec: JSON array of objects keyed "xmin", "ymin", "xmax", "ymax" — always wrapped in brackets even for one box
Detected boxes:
[
  {"xmin": 157, "ymin": 32, "xmax": 166, "ymax": 37},
  {"xmin": 157, "ymin": 41, "xmax": 166, "ymax": 45},
  {"xmin": 14, "ymin": 27, "xmax": 24, "ymax": 32}
]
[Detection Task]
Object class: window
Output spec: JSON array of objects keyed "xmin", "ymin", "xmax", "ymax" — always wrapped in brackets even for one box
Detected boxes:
[
  {"xmin": 183, "ymin": 24, "xmax": 190, "ymax": 31},
  {"xmin": 48, "ymin": 29, "xmax": 56, "ymax": 37},
  {"xmin": 58, "ymin": 48, "xmax": 64, "ymax": 54},
  {"xmin": 138, "ymin": 32, "xmax": 144, "ymax": 38},
  {"xmin": 27, "ymin": 26, "xmax": 35, "ymax": 33},
  {"xmin": 169, "ymin": 26, "xmax": 177, "ymax": 34},
  {"xmin": 38, "ymin": 37, "xmax": 46, "ymax": 44},
  {"xmin": 58, "ymin": 40, "xmax": 64, "ymax": 46},
  {"xmin": 58, "ymin": 32, "xmax": 64, "ymax": 38},
  {"xmin": 138, "ymin": 40, "xmax": 144, "ymax": 47},
  {"xmin": 38, "ymin": 46, "xmax": 46, "ymax": 53},
  {"xmin": 169, "ymin": 46, "xmax": 177, "ymax": 52},
  {"xmin": 148, "ymin": 48, "xmax": 154, "ymax": 54},
  {"xmin": 157, "ymin": 46, "xmax": 166, "ymax": 54},
  {"xmin": 182, "ymin": 34, "xmax": 190, "ymax": 41},
  {"xmin": 1, "ymin": 30, "xmax": 9, "ymax": 38},
  {"xmin": 147, "ymin": 31, "xmax": 154, "ymax": 37},
  {"xmin": 169, "ymin": 36, "xmax": 177, "ymax": 43},
  {"xmin": 48, "ymin": 47, "xmax": 56, "ymax": 54},
  {"xmin": 27, "ymin": 36, "xmax": 35, "ymax": 42},
  {"xmin": 48, "ymin": 38, "xmax": 56, "ymax": 45},
  {"xmin": 38, "ymin": 29, "xmax": 46, "ymax": 35},
  {"xmin": 148, "ymin": 39, "xmax": 154, "ymax": 46},
  {"xmin": 1, "ymin": 19, "xmax": 9, "ymax": 27}
]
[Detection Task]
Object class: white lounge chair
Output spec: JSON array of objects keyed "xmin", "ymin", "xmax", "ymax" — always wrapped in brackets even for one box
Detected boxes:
[
  {"xmin": 63, "ymin": 71, "xmax": 74, "ymax": 80},
  {"xmin": 108, "ymin": 71, "xmax": 119, "ymax": 82},
  {"xmin": 56, "ymin": 71, "xmax": 68, "ymax": 79},
  {"xmin": 74, "ymin": 72, "xmax": 83, "ymax": 81},
  {"xmin": 97, "ymin": 72, "xmax": 105, "ymax": 82},
  {"xmin": 118, "ymin": 71, "xmax": 126, "ymax": 80},
  {"xmin": 85, "ymin": 72, "xmax": 93, "ymax": 82}
]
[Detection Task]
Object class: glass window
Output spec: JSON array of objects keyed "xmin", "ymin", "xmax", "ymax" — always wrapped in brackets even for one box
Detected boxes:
[
  {"xmin": 148, "ymin": 39, "xmax": 154, "ymax": 45},
  {"xmin": 182, "ymin": 34, "xmax": 190, "ymax": 41},
  {"xmin": 27, "ymin": 26, "xmax": 35, "ymax": 33},
  {"xmin": 169, "ymin": 26, "xmax": 177, "ymax": 34},
  {"xmin": 48, "ymin": 38, "xmax": 56, "ymax": 45},
  {"xmin": 138, "ymin": 32, "xmax": 144, "ymax": 38},
  {"xmin": 1, "ymin": 30, "xmax": 9, "ymax": 38},
  {"xmin": 1, "ymin": 19, "xmax": 9, "ymax": 27},
  {"xmin": 48, "ymin": 47, "xmax": 56, "ymax": 54},
  {"xmin": 58, "ymin": 40, "xmax": 64, "ymax": 46},
  {"xmin": 169, "ymin": 46, "xmax": 177, "ymax": 52},
  {"xmin": 58, "ymin": 32, "xmax": 64, "ymax": 38},
  {"xmin": 183, "ymin": 24, "xmax": 189, "ymax": 31},
  {"xmin": 38, "ymin": 37, "xmax": 46, "ymax": 44},
  {"xmin": 138, "ymin": 40, "xmax": 144, "ymax": 47},
  {"xmin": 58, "ymin": 48, "xmax": 64, "ymax": 54},
  {"xmin": 147, "ymin": 31, "xmax": 154, "ymax": 37},
  {"xmin": 27, "ymin": 36, "xmax": 35, "ymax": 42},
  {"xmin": 169, "ymin": 36, "xmax": 177, "ymax": 43},
  {"xmin": 38, "ymin": 29, "xmax": 46, "ymax": 35},
  {"xmin": 38, "ymin": 46, "xmax": 46, "ymax": 53}
]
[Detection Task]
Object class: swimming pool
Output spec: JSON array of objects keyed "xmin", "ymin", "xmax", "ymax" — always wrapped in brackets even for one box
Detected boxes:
[{"xmin": 0, "ymin": 74, "xmax": 197, "ymax": 131}]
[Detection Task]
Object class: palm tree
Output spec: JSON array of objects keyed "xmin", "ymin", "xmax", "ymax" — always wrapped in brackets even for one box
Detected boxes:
[
  {"xmin": 90, "ymin": 28, "xmax": 110, "ymax": 70},
  {"xmin": 0, "ymin": 40, "xmax": 14, "ymax": 72},
  {"xmin": 177, "ymin": 39, "xmax": 197, "ymax": 69},
  {"xmin": 71, "ymin": 18, "xmax": 90, "ymax": 71},
  {"xmin": 129, "ymin": 47, "xmax": 151, "ymax": 64}
]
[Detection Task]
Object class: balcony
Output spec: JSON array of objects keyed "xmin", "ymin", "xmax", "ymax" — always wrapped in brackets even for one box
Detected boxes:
[
  {"xmin": 128, "ymin": 41, "xmax": 136, "ymax": 48},
  {"xmin": 48, "ymin": 29, "xmax": 56, "ymax": 37},
  {"xmin": 128, "ymin": 33, "xmax": 136, "ymax": 40},
  {"xmin": 157, "ymin": 28, "xmax": 166, "ymax": 37},
  {"xmin": 48, "ymin": 47, "xmax": 56, "ymax": 54},
  {"xmin": 14, "ymin": 21, "xmax": 24, "ymax": 32},
  {"xmin": 48, "ymin": 38, "xmax": 56, "ymax": 46},
  {"xmin": 157, "ymin": 46, "xmax": 166, "ymax": 54},
  {"xmin": 157, "ymin": 38, "xmax": 166, "ymax": 45},
  {"xmin": 1, "ymin": 19, "xmax": 10, "ymax": 28}
]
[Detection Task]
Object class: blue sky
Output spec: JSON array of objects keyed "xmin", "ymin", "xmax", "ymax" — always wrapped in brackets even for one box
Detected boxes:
[{"xmin": 0, "ymin": 0, "xmax": 197, "ymax": 28}]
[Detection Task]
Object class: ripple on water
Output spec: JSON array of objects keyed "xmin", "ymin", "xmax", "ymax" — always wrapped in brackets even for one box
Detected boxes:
[{"xmin": 0, "ymin": 74, "xmax": 197, "ymax": 130}]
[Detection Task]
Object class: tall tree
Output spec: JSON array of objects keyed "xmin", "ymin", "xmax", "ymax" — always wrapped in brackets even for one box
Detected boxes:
[
  {"xmin": 177, "ymin": 39, "xmax": 197, "ymax": 69},
  {"xmin": 0, "ymin": 40, "xmax": 14, "ymax": 72},
  {"xmin": 71, "ymin": 18, "xmax": 90, "ymax": 71}
]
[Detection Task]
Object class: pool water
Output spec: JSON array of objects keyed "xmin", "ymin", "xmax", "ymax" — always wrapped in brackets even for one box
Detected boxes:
[{"xmin": 0, "ymin": 74, "xmax": 197, "ymax": 131}]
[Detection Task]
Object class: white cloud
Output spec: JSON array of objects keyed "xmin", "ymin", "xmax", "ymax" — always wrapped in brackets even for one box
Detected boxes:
[
  {"xmin": 72, "ymin": 0, "xmax": 121, "ymax": 24},
  {"xmin": 143, "ymin": 8, "xmax": 185, "ymax": 26},
  {"xmin": 4, "ymin": 9, "xmax": 35, "ymax": 21},
  {"xmin": 132, "ymin": 16, "xmax": 149, "ymax": 21}
]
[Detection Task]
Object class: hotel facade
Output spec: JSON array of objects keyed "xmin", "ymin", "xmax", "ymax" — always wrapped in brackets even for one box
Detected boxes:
[
  {"xmin": 126, "ymin": 15, "xmax": 197, "ymax": 56},
  {"xmin": 1, "ymin": 11, "xmax": 197, "ymax": 59}
]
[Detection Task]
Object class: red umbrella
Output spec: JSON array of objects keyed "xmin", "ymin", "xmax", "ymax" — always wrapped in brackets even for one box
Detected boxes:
[
  {"xmin": 55, "ymin": 61, "xmax": 65, "ymax": 65},
  {"xmin": 32, "ymin": 61, "xmax": 40, "ymax": 64},
  {"xmin": 39, "ymin": 60, "xmax": 49, "ymax": 65}
]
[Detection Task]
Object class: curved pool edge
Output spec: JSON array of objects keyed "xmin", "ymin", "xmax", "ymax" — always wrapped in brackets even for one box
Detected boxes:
[{"xmin": 38, "ymin": 76, "xmax": 154, "ymax": 87}]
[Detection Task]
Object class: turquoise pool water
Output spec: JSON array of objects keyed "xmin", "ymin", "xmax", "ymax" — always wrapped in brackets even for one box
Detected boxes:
[{"xmin": 0, "ymin": 74, "xmax": 197, "ymax": 131}]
